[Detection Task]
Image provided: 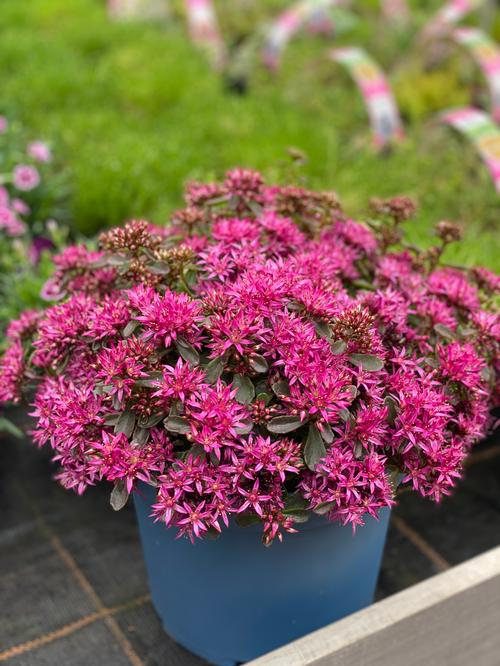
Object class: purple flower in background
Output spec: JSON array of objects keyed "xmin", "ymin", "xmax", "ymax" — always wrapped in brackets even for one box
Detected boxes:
[
  {"xmin": 28, "ymin": 141, "xmax": 52, "ymax": 163},
  {"xmin": 0, "ymin": 116, "xmax": 8, "ymax": 133},
  {"xmin": 13, "ymin": 164, "xmax": 41, "ymax": 191}
]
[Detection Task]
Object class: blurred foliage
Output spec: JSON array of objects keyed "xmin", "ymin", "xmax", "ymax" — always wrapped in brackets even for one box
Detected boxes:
[{"xmin": 0, "ymin": 0, "xmax": 497, "ymax": 270}]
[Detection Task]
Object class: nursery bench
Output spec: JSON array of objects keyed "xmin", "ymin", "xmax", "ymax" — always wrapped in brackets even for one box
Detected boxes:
[{"xmin": 249, "ymin": 544, "xmax": 500, "ymax": 666}]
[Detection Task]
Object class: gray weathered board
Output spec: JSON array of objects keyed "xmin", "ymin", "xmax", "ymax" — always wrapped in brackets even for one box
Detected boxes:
[{"xmin": 248, "ymin": 545, "xmax": 500, "ymax": 666}]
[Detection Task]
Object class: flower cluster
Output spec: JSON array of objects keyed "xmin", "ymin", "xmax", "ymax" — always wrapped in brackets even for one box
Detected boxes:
[
  {"xmin": 0, "ymin": 115, "xmax": 69, "ymax": 338},
  {"xmin": 1, "ymin": 169, "xmax": 498, "ymax": 544},
  {"xmin": 0, "ymin": 116, "xmax": 56, "ymax": 240}
]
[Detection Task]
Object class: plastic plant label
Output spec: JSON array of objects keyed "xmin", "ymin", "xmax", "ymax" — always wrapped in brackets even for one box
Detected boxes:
[
  {"xmin": 262, "ymin": 0, "xmax": 345, "ymax": 70},
  {"xmin": 442, "ymin": 107, "xmax": 500, "ymax": 192},
  {"xmin": 423, "ymin": 0, "xmax": 484, "ymax": 35},
  {"xmin": 108, "ymin": 0, "xmax": 170, "ymax": 20},
  {"xmin": 184, "ymin": 0, "xmax": 226, "ymax": 69},
  {"xmin": 380, "ymin": 0, "xmax": 410, "ymax": 26},
  {"xmin": 330, "ymin": 46, "xmax": 404, "ymax": 148},
  {"xmin": 454, "ymin": 28, "xmax": 500, "ymax": 123}
]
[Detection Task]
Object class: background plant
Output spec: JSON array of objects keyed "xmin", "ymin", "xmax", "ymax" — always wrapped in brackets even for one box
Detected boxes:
[{"xmin": 0, "ymin": 0, "xmax": 497, "ymax": 270}]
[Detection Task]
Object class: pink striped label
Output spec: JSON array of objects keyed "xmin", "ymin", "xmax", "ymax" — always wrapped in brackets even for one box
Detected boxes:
[
  {"xmin": 184, "ymin": 0, "xmax": 226, "ymax": 68},
  {"xmin": 454, "ymin": 28, "xmax": 500, "ymax": 123},
  {"xmin": 330, "ymin": 47, "xmax": 404, "ymax": 148},
  {"xmin": 442, "ymin": 107, "xmax": 500, "ymax": 192}
]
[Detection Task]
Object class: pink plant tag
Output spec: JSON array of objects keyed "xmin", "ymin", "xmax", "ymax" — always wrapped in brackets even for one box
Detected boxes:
[
  {"xmin": 380, "ymin": 0, "xmax": 410, "ymax": 26},
  {"xmin": 454, "ymin": 28, "xmax": 500, "ymax": 123},
  {"xmin": 108, "ymin": 0, "xmax": 170, "ymax": 20},
  {"xmin": 330, "ymin": 47, "xmax": 404, "ymax": 148},
  {"xmin": 442, "ymin": 107, "xmax": 500, "ymax": 192},
  {"xmin": 184, "ymin": 0, "xmax": 227, "ymax": 69},
  {"xmin": 422, "ymin": 0, "xmax": 483, "ymax": 37},
  {"xmin": 262, "ymin": 0, "xmax": 345, "ymax": 71}
]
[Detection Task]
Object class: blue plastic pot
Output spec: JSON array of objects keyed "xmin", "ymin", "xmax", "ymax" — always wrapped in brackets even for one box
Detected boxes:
[{"xmin": 134, "ymin": 483, "xmax": 390, "ymax": 666}]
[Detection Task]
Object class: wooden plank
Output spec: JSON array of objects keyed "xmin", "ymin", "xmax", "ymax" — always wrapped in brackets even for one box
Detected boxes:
[{"xmin": 248, "ymin": 545, "xmax": 500, "ymax": 666}]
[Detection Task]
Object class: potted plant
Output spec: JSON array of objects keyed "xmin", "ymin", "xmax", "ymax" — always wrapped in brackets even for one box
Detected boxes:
[{"xmin": 0, "ymin": 170, "xmax": 498, "ymax": 665}]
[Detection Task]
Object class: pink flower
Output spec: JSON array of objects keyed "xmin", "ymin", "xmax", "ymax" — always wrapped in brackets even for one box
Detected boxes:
[
  {"xmin": 13, "ymin": 164, "xmax": 41, "ymax": 191},
  {"xmin": 0, "ymin": 116, "xmax": 8, "ymax": 133},
  {"xmin": 28, "ymin": 141, "xmax": 52, "ymax": 163}
]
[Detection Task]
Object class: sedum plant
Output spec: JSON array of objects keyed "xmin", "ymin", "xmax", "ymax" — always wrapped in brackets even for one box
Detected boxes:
[{"xmin": 0, "ymin": 169, "xmax": 498, "ymax": 544}]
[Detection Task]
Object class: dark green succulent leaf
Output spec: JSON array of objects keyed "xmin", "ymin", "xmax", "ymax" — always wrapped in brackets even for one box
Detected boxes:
[
  {"xmin": 0, "ymin": 417, "xmax": 23, "ymax": 438},
  {"xmin": 164, "ymin": 416, "xmax": 191, "ymax": 434},
  {"xmin": 313, "ymin": 501, "xmax": 336, "ymax": 516},
  {"xmin": 348, "ymin": 354, "xmax": 384, "ymax": 372},
  {"xmin": 110, "ymin": 480, "xmax": 129, "ymax": 511},
  {"xmin": 122, "ymin": 320, "xmax": 140, "ymax": 338},
  {"xmin": 114, "ymin": 410, "xmax": 136, "ymax": 438},
  {"xmin": 175, "ymin": 338, "xmax": 200, "ymax": 366},
  {"xmin": 304, "ymin": 424, "xmax": 326, "ymax": 471},
  {"xmin": 283, "ymin": 493, "xmax": 309, "ymax": 512},
  {"xmin": 204, "ymin": 356, "xmax": 225, "ymax": 384},
  {"xmin": 256, "ymin": 392, "xmax": 271, "ymax": 405},
  {"xmin": 233, "ymin": 374, "xmax": 255, "ymax": 404},
  {"xmin": 330, "ymin": 339, "xmax": 347, "ymax": 355},
  {"xmin": 148, "ymin": 261, "xmax": 171, "ymax": 275},
  {"xmin": 271, "ymin": 380, "xmax": 291, "ymax": 398},
  {"xmin": 320, "ymin": 422, "xmax": 334, "ymax": 444},
  {"xmin": 103, "ymin": 412, "xmax": 122, "ymax": 426},
  {"xmin": 133, "ymin": 426, "xmax": 150, "ymax": 446},
  {"xmin": 249, "ymin": 353, "xmax": 269, "ymax": 373},
  {"xmin": 313, "ymin": 320, "xmax": 331, "ymax": 339},
  {"xmin": 434, "ymin": 324, "xmax": 458, "ymax": 341},
  {"xmin": 138, "ymin": 411, "xmax": 165, "ymax": 428},
  {"xmin": 106, "ymin": 254, "xmax": 131, "ymax": 267},
  {"xmin": 235, "ymin": 513, "xmax": 261, "ymax": 528},
  {"xmin": 235, "ymin": 419, "xmax": 254, "ymax": 435},
  {"xmin": 267, "ymin": 415, "xmax": 304, "ymax": 434}
]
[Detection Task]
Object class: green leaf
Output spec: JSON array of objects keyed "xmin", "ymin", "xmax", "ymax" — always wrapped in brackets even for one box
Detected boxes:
[
  {"xmin": 348, "ymin": 354, "xmax": 384, "ymax": 372},
  {"xmin": 247, "ymin": 200, "xmax": 264, "ymax": 217},
  {"xmin": 114, "ymin": 410, "xmax": 136, "ymax": 438},
  {"xmin": 133, "ymin": 426, "xmax": 150, "ymax": 446},
  {"xmin": 330, "ymin": 339, "xmax": 347, "ymax": 355},
  {"xmin": 138, "ymin": 411, "xmax": 165, "ymax": 428},
  {"xmin": 235, "ymin": 513, "xmax": 261, "ymax": 528},
  {"xmin": 106, "ymin": 254, "xmax": 131, "ymax": 267},
  {"xmin": 110, "ymin": 480, "xmax": 129, "ymax": 511},
  {"xmin": 313, "ymin": 501, "xmax": 336, "ymax": 516},
  {"xmin": 175, "ymin": 338, "xmax": 200, "ymax": 366},
  {"xmin": 313, "ymin": 320, "xmax": 331, "ymax": 339},
  {"xmin": 235, "ymin": 419, "xmax": 254, "ymax": 435},
  {"xmin": 283, "ymin": 493, "xmax": 309, "ymax": 512},
  {"xmin": 249, "ymin": 353, "xmax": 269, "ymax": 373},
  {"xmin": 304, "ymin": 424, "xmax": 326, "ymax": 471},
  {"xmin": 233, "ymin": 374, "xmax": 255, "ymax": 404},
  {"xmin": 0, "ymin": 417, "xmax": 23, "ymax": 438},
  {"xmin": 319, "ymin": 422, "xmax": 334, "ymax": 444},
  {"xmin": 102, "ymin": 412, "xmax": 121, "ymax": 425},
  {"xmin": 256, "ymin": 392, "xmax": 271, "ymax": 405},
  {"xmin": 384, "ymin": 396, "xmax": 398, "ymax": 425},
  {"xmin": 434, "ymin": 324, "xmax": 458, "ymax": 341},
  {"xmin": 148, "ymin": 261, "xmax": 171, "ymax": 275},
  {"xmin": 122, "ymin": 320, "xmax": 140, "ymax": 338},
  {"xmin": 164, "ymin": 416, "xmax": 191, "ymax": 434},
  {"xmin": 204, "ymin": 356, "xmax": 225, "ymax": 384},
  {"xmin": 267, "ymin": 415, "xmax": 304, "ymax": 434},
  {"xmin": 134, "ymin": 370, "xmax": 163, "ymax": 388},
  {"xmin": 271, "ymin": 380, "xmax": 290, "ymax": 398}
]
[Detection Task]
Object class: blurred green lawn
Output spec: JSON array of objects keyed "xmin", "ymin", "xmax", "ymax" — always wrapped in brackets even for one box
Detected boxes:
[{"xmin": 0, "ymin": 0, "xmax": 498, "ymax": 269}]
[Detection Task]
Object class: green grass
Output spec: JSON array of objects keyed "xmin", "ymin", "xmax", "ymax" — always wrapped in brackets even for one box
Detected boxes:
[{"xmin": 0, "ymin": 0, "xmax": 498, "ymax": 270}]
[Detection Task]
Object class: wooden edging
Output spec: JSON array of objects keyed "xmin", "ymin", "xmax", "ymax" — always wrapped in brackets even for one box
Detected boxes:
[{"xmin": 248, "ymin": 545, "xmax": 500, "ymax": 666}]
